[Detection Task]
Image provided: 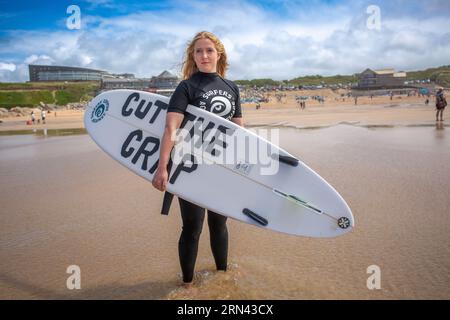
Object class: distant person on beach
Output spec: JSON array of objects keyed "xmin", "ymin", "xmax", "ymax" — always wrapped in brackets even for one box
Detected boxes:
[
  {"xmin": 152, "ymin": 31, "xmax": 243, "ymax": 286},
  {"xmin": 41, "ymin": 110, "xmax": 46, "ymax": 124},
  {"xmin": 31, "ymin": 111, "xmax": 35, "ymax": 124},
  {"xmin": 435, "ymin": 88, "xmax": 447, "ymax": 121}
]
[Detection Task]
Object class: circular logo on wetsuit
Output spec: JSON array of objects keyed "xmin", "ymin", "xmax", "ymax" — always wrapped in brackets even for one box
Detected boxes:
[
  {"xmin": 210, "ymin": 96, "xmax": 232, "ymax": 117},
  {"xmin": 91, "ymin": 99, "xmax": 109, "ymax": 123}
]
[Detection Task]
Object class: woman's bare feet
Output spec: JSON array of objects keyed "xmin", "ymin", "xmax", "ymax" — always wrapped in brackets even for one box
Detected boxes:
[
  {"xmin": 182, "ymin": 281, "xmax": 194, "ymax": 288},
  {"xmin": 181, "ymin": 281, "xmax": 199, "ymax": 296}
]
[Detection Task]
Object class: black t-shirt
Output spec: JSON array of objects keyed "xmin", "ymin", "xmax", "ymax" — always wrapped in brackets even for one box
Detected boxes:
[{"xmin": 168, "ymin": 71, "xmax": 242, "ymax": 120}]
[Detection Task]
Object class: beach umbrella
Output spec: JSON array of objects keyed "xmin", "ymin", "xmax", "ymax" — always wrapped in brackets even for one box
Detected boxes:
[{"xmin": 419, "ymin": 88, "xmax": 429, "ymax": 95}]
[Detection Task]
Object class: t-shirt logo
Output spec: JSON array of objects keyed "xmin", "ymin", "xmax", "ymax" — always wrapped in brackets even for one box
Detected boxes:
[
  {"xmin": 210, "ymin": 96, "xmax": 232, "ymax": 118},
  {"xmin": 200, "ymin": 89, "xmax": 236, "ymax": 120}
]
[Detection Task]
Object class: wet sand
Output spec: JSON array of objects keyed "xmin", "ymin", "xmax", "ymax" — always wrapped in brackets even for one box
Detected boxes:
[{"xmin": 1, "ymin": 124, "xmax": 449, "ymax": 299}]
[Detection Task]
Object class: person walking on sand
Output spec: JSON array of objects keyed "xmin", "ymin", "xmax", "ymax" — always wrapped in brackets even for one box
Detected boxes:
[
  {"xmin": 435, "ymin": 87, "xmax": 447, "ymax": 121},
  {"xmin": 41, "ymin": 109, "xmax": 46, "ymax": 124},
  {"xmin": 31, "ymin": 111, "xmax": 35, "ymax": 124},
  {"xmin": 152, "ymin": 31, "xmax": 243, "ymax": 286}
]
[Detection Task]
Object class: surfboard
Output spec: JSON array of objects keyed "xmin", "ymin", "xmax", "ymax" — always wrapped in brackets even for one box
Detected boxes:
[{"xmin": 84, "ymin": 90, "xmax": 354, "ymax": 237}]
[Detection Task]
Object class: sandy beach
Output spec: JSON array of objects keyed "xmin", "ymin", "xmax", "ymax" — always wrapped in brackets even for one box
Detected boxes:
[
  {"xmin": 1, "ymin": 90, "xmax": 449, "ymax": 300},
  {"xmin": 0, "ymin": 89, "xmax": 445, "ymax": 132}
]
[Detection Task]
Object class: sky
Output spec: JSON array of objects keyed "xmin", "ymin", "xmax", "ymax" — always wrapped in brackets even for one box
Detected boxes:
[{"xmin": 0, "ymin": 0, "xmax": 450, "ymax": 82}]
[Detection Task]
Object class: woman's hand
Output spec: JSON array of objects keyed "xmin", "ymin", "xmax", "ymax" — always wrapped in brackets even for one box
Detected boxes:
[
  {"xmin": 152, "ymin": 112, "xmax": 185, "ymax": 192},
  {"xmin": 152, "ymin": 167, "xmax": 169, "ymax": 192}
]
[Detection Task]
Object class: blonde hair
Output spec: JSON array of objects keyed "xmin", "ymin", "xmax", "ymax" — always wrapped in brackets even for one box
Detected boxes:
[{"xmin": 182, "ymin": 31, "xmax": 229, "ymax": 80}]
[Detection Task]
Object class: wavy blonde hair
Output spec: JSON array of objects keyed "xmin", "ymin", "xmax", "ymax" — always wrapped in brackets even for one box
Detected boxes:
[{"xmin": 182, "ymin": 31, "xmax": 229, "ymax": 80}]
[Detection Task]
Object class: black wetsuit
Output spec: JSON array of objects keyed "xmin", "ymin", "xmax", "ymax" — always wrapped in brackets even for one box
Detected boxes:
[{"xmin": 168, "ymin": 71, "xmax": 242, "ymax": 283}]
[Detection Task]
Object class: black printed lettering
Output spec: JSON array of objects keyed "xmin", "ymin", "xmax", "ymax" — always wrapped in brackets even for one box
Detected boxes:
[
  {"xmin": 121, "ymin": 129, "xmax": 142, "ymax": 157},
  {"xmin": 122, "ymin": 92, "xmax": 140, "ymax": 117},
  {"xmin": 197, "ymin": 121, "xmax": 215, "ymax": 149},
  {"xmin": 149, "ymin": 100, "xmax": 168, "ymax": 124},
  {"xmin": 131, "ymin": 136, "xmax": 160, "ymax": 171},
  {"xmin": 205, "ymin": 124, "xmax": 233, "ymax": 157},
  {"xmin": 179, "ymin": 112, "xmax": 197, "ymax": 130},
  {"xmin": 135, "ymin": 100, "xmax": 152, "ymax": 119},
  {"xmin": 185, "ymin": 117, "xmax": 204, "ymax": 144},
  {"xmin": 122, "ymin": 93, "xmax": 167, "ymax": 124},
  {"xmin": 169, "ymin": 154, "xmax": 198, "ymax": 184},
  {"xmin": 148, "ymin": 159, "xmax": 159, "ymax": 174},
  {"xmin": 121, "ymin": 129, "xmax": 160, "ymax": 174}
]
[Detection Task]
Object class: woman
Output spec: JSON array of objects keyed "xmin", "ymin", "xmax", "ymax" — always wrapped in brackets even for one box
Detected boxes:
[
  {"xmin": 152, "ymin": 31, "xmax": 243, "ymax": 285},
  {"xmin": 435, "ymin": 87, "xmax": 447, "ymax": 121}
]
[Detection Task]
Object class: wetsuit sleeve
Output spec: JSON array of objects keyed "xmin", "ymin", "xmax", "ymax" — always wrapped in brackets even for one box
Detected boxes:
[
  {"xmin": 232, "ymin": 83, "xmax": 242, "ymax": 118},
  {"xmin": 168, "ymin": 81, "xmax": 190, "ymax": 114}
]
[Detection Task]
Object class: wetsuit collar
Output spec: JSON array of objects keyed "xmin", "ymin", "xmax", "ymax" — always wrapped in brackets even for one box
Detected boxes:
[{"xmin": 195, "ymin": 71, "xmax": 219, "ymax": 78}]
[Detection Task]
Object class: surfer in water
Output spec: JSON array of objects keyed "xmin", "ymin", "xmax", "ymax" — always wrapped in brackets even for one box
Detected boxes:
[{"xmin": 152, "ymin": 31, "xmax": 243, "ymax": 286}]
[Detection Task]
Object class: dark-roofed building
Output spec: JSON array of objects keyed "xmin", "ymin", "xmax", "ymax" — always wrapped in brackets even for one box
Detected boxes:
[
  {"xmin": 101, "ymin": 70, "xmax": 180, "ymax": 95},
  {"xmin": 149, "ymin": 70, "xmax": 180, "ymax": 90},
  {"xmin": 358, "ymin": 68, "xmax": 407, "ymax": 89},
  {"xmin": 29, "ymin": 64, "xmax": 108, "ymax": 82}
]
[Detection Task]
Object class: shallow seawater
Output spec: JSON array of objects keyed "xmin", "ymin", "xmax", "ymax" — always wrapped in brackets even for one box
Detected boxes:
[{"xmin": 0, "ymin": 128, "xmax": 87, "ymax": 137}]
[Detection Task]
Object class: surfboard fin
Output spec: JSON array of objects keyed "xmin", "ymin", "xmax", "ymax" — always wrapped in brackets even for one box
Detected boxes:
[
  {"xmin": 272, "ymin": 154, "xmax": 299, "ymax": 167},
  {"xmin": 243, "ymin": 208, "xmax": 268, "ymax": 226}
]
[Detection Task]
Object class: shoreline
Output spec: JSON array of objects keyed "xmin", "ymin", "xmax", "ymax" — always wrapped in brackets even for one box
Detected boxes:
[
  {"xmin": 0, "ymin": 102, "xmax": 444, "ymax": 133},
  {"xmin": 1, "ymin": 121, "xmax": 448, "ymax": 138}
]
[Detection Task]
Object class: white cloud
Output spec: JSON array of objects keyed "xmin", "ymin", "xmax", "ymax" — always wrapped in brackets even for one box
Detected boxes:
[
  {"xmin": 0, "ymin": 63, "xmax": 29, "ymax": 82},
  {"xmin": 24, "ymin": 54, "xmax": 55, "ymax": 65},
  {"xmin": 0, "ymin": 62, "xmax": 16, "ymax": 72},
  {"xmin": 1, "ymin": 0, "xmax": 450, "ymax": 82}
]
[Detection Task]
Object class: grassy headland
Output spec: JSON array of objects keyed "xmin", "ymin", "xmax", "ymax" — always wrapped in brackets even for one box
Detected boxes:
[{"xmin": 0, "ymin": 81, "xmax": 100, "ymax": 109}]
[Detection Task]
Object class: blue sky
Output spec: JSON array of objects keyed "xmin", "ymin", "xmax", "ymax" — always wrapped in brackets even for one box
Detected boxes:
[{"xmin": 1, "ymin": 0, "xmax": 450, "ymax": 82}]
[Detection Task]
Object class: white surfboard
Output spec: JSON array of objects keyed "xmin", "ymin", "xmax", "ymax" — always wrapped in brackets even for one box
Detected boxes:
[{"xmin": 84, "ymin": 90, "xmax": 354, "ymax": 237}]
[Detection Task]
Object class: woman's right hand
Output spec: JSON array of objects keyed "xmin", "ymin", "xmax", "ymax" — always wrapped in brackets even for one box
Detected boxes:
[
  {"xmin": 152, "ymin": 167, "xmax": 169, "ymax": 192},
  {"xmin": 152, "ymin": 112, "xmax": 184, "ymax": 192}
]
